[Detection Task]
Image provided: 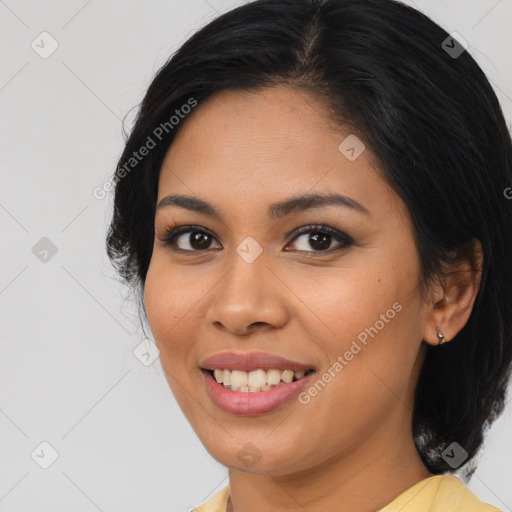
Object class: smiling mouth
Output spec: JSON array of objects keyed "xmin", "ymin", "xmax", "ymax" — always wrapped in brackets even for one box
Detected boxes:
[{"xmin": 206, "ymin": 368, "xmax": 315, "ymax": 392}]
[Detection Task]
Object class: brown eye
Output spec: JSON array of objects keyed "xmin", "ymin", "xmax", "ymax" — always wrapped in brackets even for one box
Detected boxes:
[
  {"xmin": 286, "ymin": 225, "xmax": 353, "ymax": 253},
  {"xmin": 183, "ymin": 231, "xmax": 214, "ymax": 250},
  {"xmin": 159, "ymin": 226, "xmax": 221, "ymax": 252}
]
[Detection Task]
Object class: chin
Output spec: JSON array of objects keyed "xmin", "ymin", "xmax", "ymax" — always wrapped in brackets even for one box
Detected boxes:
[{"xmin": 200, "ymin": 436, "xmax": 313, "ymax": 476}]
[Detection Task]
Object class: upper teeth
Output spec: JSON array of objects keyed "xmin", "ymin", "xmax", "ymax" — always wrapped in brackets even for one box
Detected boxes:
[{"xmin": 213, "ymin": 368, "xmax": 307, "ymax": 390}]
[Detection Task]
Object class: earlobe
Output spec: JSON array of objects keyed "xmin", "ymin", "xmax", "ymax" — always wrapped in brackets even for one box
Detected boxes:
[{"xmin": 422, "ymin": 238, "xmax": 483, "ymax": 347}]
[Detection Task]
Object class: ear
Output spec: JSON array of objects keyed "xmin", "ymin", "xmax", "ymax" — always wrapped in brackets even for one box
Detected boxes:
[{"xmin": 422, "ymin": 238, "xmax": 483, "ymax": 346}]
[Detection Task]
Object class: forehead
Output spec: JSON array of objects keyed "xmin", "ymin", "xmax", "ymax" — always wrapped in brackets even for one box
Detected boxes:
[
  {"xmin": 158, "ymin": 85, "xmax": 401, "ymax": 218},
  {"xmin": 168, "ymin": 85, "xmax": 345, "ymax": 157}
]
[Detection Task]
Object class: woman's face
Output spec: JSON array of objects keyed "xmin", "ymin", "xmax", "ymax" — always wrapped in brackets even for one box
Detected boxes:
[{"xmin": 144, "ymin": 85, "xmax": 432, "ymax": 476}]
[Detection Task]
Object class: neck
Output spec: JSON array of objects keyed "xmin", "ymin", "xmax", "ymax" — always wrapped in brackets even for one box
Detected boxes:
[{"xmin": 226, "ymin": 419, "xmax": 433, "ymax": 512}]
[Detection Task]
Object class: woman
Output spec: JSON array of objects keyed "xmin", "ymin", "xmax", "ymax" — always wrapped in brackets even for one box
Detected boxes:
[{"xmin": 106, "ymin": 0, "xmax": 512, "ymax": 510}]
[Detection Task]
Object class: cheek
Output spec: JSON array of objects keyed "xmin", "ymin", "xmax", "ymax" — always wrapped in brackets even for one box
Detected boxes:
[
  {"xmin": 143, "ymin": 259, "xmax": 202, "ymax": 408},
  {"xmin": 144, "ymin": 257, "xmax": 198, "ymax": 339},
  {"xmin": 296, "ymin": 263, "xmax": 403, "ymax": 347},
  {"xmin": 143, "ymin": 258, "xmax": 193, "ymax": 364},
  {"xmin": 144, "ymin": 262, "xmax": 171, "ymax": 340},
  {"xmin": 304, "ymin": 247, "xmax": 422, "ymax": 389}
]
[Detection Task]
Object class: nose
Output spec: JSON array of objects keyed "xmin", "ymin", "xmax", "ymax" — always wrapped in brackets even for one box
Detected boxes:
[{"xmin": 205, "ymin": 250, "xmax": 290, "ymax": 336}]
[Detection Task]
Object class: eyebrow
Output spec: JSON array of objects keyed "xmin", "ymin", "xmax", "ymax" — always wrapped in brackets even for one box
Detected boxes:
[{"xmin": 156, "ymin": 192, "xmax": 370, "ymax": 220}]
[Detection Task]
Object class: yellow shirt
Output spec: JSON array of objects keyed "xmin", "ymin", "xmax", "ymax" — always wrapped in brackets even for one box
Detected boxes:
[{"xmin": 194, "ymin": 475, "xmax": 501, "ymax": 512}]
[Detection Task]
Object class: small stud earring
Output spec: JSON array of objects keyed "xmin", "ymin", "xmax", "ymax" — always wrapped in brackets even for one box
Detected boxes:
[{"xmin": 436, "ymin": 327, "xmax": 448, "ymax": 345}]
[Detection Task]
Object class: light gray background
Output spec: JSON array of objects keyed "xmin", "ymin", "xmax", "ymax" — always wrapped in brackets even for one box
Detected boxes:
[{"xmin": 1, "ymin": 1, "xmax": 511, "ymax": 510}]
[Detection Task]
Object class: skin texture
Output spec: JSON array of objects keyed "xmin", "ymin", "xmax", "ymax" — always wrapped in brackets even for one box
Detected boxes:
[{"xmin": 144, "ymin": 85, "xmax": 483, "ymax": 512}]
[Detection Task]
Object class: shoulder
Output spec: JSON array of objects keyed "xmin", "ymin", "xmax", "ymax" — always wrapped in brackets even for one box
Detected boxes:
[
  {"xmin": 194, "ymin": 485, "xmax": 230, "ymax": 512},
  {"xmin": 379, "ymin": 474, "xmax": 502, "ymax": 512},
  {"xmin": 193, "ymin": 476, "xmax": 501, "ymax": 512},
  {"xmin": 432, "ymin": 475, "xmax": 502, "ymax": 512}
]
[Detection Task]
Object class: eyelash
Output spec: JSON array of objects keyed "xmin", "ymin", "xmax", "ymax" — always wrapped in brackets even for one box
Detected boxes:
[{"xmin": 157, "ymin": 224, "xmax": 354, "ymax": 255}]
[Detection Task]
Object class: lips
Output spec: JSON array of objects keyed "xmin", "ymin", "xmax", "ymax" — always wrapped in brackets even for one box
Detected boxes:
[
  {"xmin": 200, "ymin": 351, "xmax": 315, "ymax": 372},
  {"xmin": 201, "ymin": 367, "xmax": 316, "ymax": 415}
]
